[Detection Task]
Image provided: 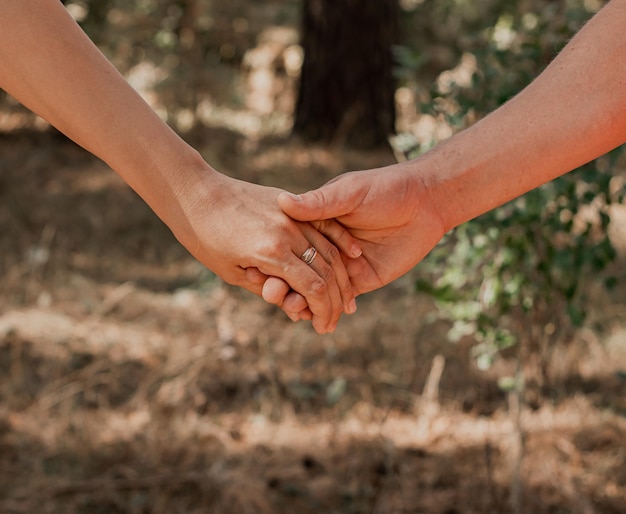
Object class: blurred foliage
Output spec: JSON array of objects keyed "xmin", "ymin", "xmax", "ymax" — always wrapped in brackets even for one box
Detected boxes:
[
  {"xmin": 63, "ymin": 0, "xmax": 251, "ymax": 123},
  {"xmin": 395, "ymin": 0, "xmax": 624, "ymax": 378},
  {"xmin": 2, "ymin": 0, "xmax": 300, "ymax": 130},
  {"xmin": 417, "ymin": 152, "xmax": 621, "ymax": 370}
]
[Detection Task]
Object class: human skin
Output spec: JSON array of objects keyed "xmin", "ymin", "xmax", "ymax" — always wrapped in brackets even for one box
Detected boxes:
[
  {"xmin": 0, "ymin": 0, "xmax": 361, "ymax": 333},
  {"xmin": 267, "ymin": 0, "xmax": 626, "ymax": 319}
]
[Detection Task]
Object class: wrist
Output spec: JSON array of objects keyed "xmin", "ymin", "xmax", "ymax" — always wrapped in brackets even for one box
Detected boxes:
[
  {"xmin": 129, "ymin": 144, "xmax": 221, "ymax": 246},
  {"xmin": 407, "ymin": 133, "xmax": 500, "ymax": 233},
  {"xmin": 398, "ymin": 148, "xmax": 457, "ymax": 234}
]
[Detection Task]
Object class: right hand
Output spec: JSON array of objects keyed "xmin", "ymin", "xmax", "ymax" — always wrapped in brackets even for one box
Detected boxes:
[{"xmin": 265, "ymin": 164, "xmax": 448, "ymax": 316}]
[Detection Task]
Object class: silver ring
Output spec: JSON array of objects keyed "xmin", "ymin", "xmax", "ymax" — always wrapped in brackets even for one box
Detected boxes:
[{"xmin": 300, "ymin": 246, "xmax": 317, "ymax": 265}]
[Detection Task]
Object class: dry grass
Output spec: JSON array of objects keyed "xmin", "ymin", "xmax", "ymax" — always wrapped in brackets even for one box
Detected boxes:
[{"xmin": 1, "ymin": 129, "xmax": 625, "ymax": 514}]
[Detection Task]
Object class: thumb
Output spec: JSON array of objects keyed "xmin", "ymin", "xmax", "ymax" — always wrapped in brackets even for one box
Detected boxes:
[{"xmin": 278, "ymin": 180, "xmax": 357, "ymax": 222}]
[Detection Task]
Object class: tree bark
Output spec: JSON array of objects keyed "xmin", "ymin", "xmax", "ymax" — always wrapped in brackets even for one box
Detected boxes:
[{"xmin": 294, "ymin": 0, "xmax": 398, "ymax": 148}]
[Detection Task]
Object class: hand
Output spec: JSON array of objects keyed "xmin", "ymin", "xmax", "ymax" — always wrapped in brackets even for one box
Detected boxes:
[
  {"xmin": 262, "ymin": 163, "xmax": 447, "ymax": 315},
  {"xmin": 172, "ymin": 167, "xmax": 360, "ymax": 333}
]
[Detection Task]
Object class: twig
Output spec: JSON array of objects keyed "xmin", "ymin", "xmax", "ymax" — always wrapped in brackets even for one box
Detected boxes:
[
  {"xmin": 423, "ymin": 354, "xmax": 445, "ymax": 404},
  {"xmin": 509, "ymin": 364, "xmax": 525, "ymax": 514}
]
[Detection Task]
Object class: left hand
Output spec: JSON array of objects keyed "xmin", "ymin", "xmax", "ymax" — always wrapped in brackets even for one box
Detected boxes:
[{"xmin": 172, "ymin": 168, "xmax": 361, "ymax": 333}]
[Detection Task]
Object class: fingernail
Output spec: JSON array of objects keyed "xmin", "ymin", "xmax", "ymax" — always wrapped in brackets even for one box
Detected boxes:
[
  {"xmin": 286, "ymin": 312, "xmax": 299, "ymax": 322},
  {"xmin": 351, "ymin": 244, "xmax": 362, "ymax": 258},
  {"xmin": 347, "ymin": 299, "xmax": 357, "ymax": 314}
]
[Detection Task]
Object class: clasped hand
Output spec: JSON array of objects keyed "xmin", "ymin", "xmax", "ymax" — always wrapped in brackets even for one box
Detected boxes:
[
  {"xmin": 173, "ymin": 169, "xmax": 369, "ymax": 334},
  {"xmin": 247, "ymin": 164, "xmax": 447, "ymax": 328}
]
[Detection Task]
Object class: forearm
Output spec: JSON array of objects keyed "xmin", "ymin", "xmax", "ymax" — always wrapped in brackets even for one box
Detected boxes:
[
  {"xmin": 0, "ymin": 0, "xmax": 357, "ymax": 332},
  {"xmin": 0, "ymin": 0, "xmax": 208, "ymax": 234},
  {"xmin": 416, "ymin": 0, "xmax": 626, "ymax": 232}
]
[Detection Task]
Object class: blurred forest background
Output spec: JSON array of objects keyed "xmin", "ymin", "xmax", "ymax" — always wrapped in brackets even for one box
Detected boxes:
[{"xmin": 1, "ymin": 0, "xmax": 625, "ymax": 513}]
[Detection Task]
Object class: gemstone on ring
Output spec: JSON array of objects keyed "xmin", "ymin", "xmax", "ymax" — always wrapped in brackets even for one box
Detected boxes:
[{"xmin": 300, "ymin": 246, "xmax": 317, "ymax": 265}]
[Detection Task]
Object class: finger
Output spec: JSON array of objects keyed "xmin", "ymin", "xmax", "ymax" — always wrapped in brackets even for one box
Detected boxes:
[
  {"xmin": 281, "ymin": 290, "xmax": 312, "ymax": 321},
  {"xmin": 284, "ymin": 294, "xmax": 312, "ymax": 320},
  {"xmin": 278, "ymin": 178, "xmax": 360, "ymax": 222},
  {"xmin": 261, "ymin": 276, "xmax": 314, "ymax": 321},
  {"xmin": 245, "ymin": 272, "xmax": 308, "ymax": 323},
  {"xmin": 262, "ymin": 277, "xmax": 309, "ymax": 313},
  {"xmin": 282, "ymin": 290, "xmax": 308, "ymax": 313},
  {"xmin": 291, "ymin": 305, "xmax": 313, "ymax": 321},
  {"xmin": 300, "ymin": 222, "xmax": 357, "ymax": 316},
  {"xmin": 228, "ymin": 266, "xmax": 264, "ymax": 298},
  {"xmin": 246, "ymin": 267, "xmax": 302, "ymax": 319},
  {"xmin": 278, "ymin": 252, "xmax": 337, "ymax": 334},
  {"xmin": 262, "ymin": 276, "xmax": 291, "ymax": 305},
  {"xmin": 245, "ymin": 266, "xmax": 268, "ymax": 285},
  {"xmin": 234, "ymin": 268, "xmax": 313, "ymax": 323},
  {"xmin": 298, "ymin": 244, "xmax": 343, "ymax": 331},
  {"xmin": 311, "ymin": 218, "xmax": 362, "ymax": 258},
  {"xmin": 283, "ymin": 300, "xmax": 312, "ymax": 322},
  {"xmin": 237, "ymin": 264, "xmax": 322, "ymax": 325},
  {"xmin": 250, "ymin": 222, "xmax": 346, "ymax": 333}
]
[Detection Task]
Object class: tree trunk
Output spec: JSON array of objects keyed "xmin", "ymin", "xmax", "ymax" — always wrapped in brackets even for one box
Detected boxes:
[{"xmin": 294, "ymin": 0, "xmax": 398, "ymax": 148}]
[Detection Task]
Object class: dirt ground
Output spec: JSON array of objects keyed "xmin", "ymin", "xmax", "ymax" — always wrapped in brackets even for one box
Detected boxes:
[
  {"xmin": 1, "ymin": 2, "xmax": 626, "ymax": 513},
  {"xmin": 1, "ymin": 124, "xmax": 625, "ymax": 514}
]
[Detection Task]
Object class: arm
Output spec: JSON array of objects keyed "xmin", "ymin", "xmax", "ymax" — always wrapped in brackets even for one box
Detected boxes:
[
  {"xmin": 0, "ymin": 0, "xmax": 357, "ymax": 333},
  {"xmin": 276, "ymin": 0, "xmax": 626, "ymax": 306},
  {"xmin": 421, "ymin": 0, "xmax": 626, "ymax": 232}
]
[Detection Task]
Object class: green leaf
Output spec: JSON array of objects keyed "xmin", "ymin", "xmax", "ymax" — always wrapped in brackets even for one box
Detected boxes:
[
  {"xmin": 566, "ymin": 305, "xmax": 586, "ymax": 328},
  {"xmin": 326, "ymin": 377, "xmax": 347, "ymax": 406}
]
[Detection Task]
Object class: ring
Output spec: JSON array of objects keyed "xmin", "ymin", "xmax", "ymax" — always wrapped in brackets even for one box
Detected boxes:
[{"xmin": 300, "ymin": 246, "xmax": 317, "ymax": 265}]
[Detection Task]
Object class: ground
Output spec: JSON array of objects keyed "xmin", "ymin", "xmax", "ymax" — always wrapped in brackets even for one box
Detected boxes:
[
  {"xmin": 1, "ymin": 1, "xmax": 625, "ymax": 512},
  {"xmin": 1, "ymin": 125, "xmax": 625, "ymax": 514}
]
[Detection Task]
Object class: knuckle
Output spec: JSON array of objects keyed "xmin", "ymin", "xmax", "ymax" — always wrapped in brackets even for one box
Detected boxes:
[
  {"xmin": 259, "ymin": 238, "xmax": 289, "ymax": 261},
  {"xmin": 318, "ymin": 263, "xmax": 335, "ymax": 284},
  {"xmin": 315, "ymin": 218, "xmax": 331, "ymax": 233},
  {"xmin": 324, "ymin": 244, "xmax": 341, "ymax": 265},
  {"xmin": 340, "ymin": 276, "xmax": 353, "ymax": 295},
  {"xmin": 309, "ymin": 189, "xmax": 326, "ymax": 207},
  {"xmin": 307, "ymin": 277, "xmax": 328, "ymax": 297}
]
